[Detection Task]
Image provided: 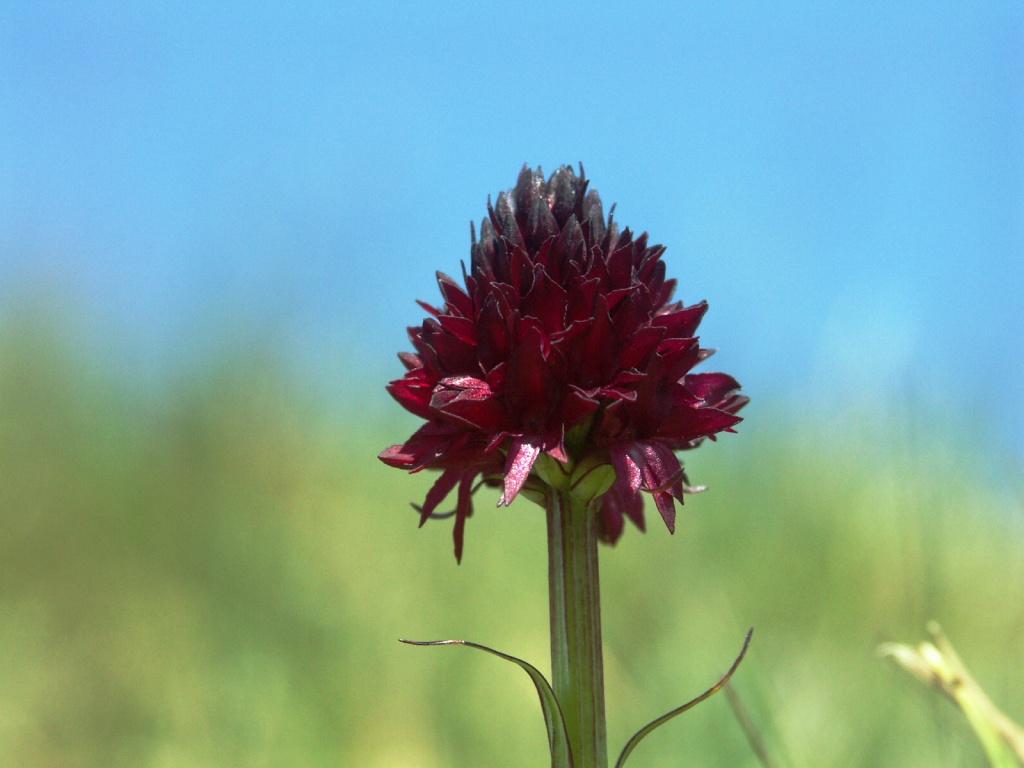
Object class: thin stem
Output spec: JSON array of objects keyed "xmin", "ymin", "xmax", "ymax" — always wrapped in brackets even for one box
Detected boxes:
[
  {"xmin": 547, "ymin": 488, "xmax": 607, "ymax": 768},
  {"xmin": 725, "ymin": 683, "xmax": 775, "ymax": 768}
]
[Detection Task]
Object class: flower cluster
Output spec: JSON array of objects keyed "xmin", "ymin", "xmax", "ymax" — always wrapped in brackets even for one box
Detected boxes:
[{"xmin": 380, "ymin": 166, "xmax": 747, "ymax": 561}]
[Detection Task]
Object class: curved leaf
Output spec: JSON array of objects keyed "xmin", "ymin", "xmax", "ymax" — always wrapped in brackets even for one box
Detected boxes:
[
  {"xmin": 401, "ymin": 638, "xmax": 574, "ymax": 768},
  {"xmin": 615, "ymin": 628, "xmax": 754, "ymax": 768},
  {"xmin": 880, "ymin": 623, "xmax": 1024, "ymax": 768}
]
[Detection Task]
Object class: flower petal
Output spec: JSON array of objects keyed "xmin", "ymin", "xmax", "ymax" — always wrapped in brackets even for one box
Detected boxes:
[
  {"xmin": 653, "ymin": 301, "xmax": 708, "ymax": 339},
  {"xmin": 436, "ymin": 272, "xmax": 474, "ymax": 317},
  {"xmin": 619, "ymin": 325, "xmax": 666, "ymax": 370},
  {"xmin": 506, "ymin": 324, "xmax": 554, "ymax": 416},
  {"xmin": 684, "ymin": 373, "xmax": 742, "ymax": 405},
  {"xmin": 611, "ymin": 446, "xmax": 643, "ymax": 494},
  {"xmin": 499, "ymin": 437, "xmax": 542, "ymax": 506},
  {"xmin": 651, "ymin": 489, "xmax": 678, "ymax": 533},
  {"xmin": 523, "ymin": 264, "xmax": 569, "ymax": 332},
  {"xmin": 439, "ymin": 314, "xmax": 478, "ymax": 345},
  {"xmin": 430, "ymin": 376, "xmax": 511, "ymax": 431},
  {"xmin": 386, "ymin": 373, "xmax": 435, "ymax": 420},
  {"xmin": 453, "ymin": 474, "xmax": 475, "ymax": 563},
  {"xmin": 418, "ymin": 469, "xmax": 461, "ymax": 527}
]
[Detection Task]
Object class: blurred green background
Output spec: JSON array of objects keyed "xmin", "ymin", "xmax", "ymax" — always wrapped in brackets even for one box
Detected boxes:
[
  {"xmin": 1, "ymin": 307, "xmax": 1021, "ymax": 767},
  {"xmin": 3, "ymin": 2, "xmax": 1023, "ymax": 766}
]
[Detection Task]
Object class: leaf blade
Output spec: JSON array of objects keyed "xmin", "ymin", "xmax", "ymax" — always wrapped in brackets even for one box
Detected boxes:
[
  {"xmin": 401, "ymin": 638, "xmax": 574, "ymax": 768},
  {"xmin": 615, "ymin": 628, "xmax": 754, "ymax": 768}
]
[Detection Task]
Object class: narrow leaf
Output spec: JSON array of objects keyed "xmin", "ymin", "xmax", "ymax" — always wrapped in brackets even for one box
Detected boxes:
[
  {"xmin": 724, "ymin": 683, "xmax": 776, "ymax": 768},
  {"xmin": 401, "ymin": 638, "xmax": 574, "ymax": 768},
  {"xmin": 879, "ymin": 623, "xmax": 1024, "ymax": 768},
  {"xmin": 615, "ymin": 628, "xmax": 754, "ymax": 768}
]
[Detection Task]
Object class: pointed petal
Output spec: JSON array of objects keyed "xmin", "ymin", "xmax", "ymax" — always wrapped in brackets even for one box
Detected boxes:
[
  {"xmin": 684, "ymin": 373, "xmax": 741, "ymax": 405},
  {"xmin": 386, "ymin": 373, "xmax": 435, "ymax": 419},
  {"xmin": 545, "ymin": 429, "xmax": 569, "ymax": 464},
  {"xmin": 619, "ymin": 325, "xmax": 666, "ymax": 370},
  {"xmin": 494, "ymin": 191, "xmax": 524, "ymax": 247},
  {"xmin": 430, "ymin": 376, "xmax": 511, "ymax": 431},
  {"xmin": 453, "ymin": 474, "xmax": 475, "ymax": 563},
  {"xmin": 416, "ymin": 300, "xmax": 442, "ymax": 317},
  {"xmin": 506, "ymin": 323, "xmax": 553, "ymax": 413},
  {"xmin": 549, "ymin": 166, "xmax": 581, "ymax": 224},
  {"xmin": 420, "ymin": 317, "xmax": 477, "ymax": 372},
  {"xmin": 598, "ymin": 498, "xmax": 625, "ymax": 544},
  {"xmin": 513, "ymin": 165, "xmax": 543, "ymax": 215},
  {"xmin": 636, "ymin": 441, "xmax": 684, "ymax": 494},
  {"xmin": 658, "ymin": 404, "xmax": 743, "ymax": 443},
  {"xmin": 378, "ymin": 422, "xmax": 463, "ymax": 471},
  {"xmin": 717, "ymin": 393, "xmax": 749, "ymax": 417},
  {"xmin": 523, "ymin": 264, "xmax": 569, "ymax": 331},
  {"xmin": 397, "ymin": 351, "xmax": 422, "ymax": 370},
  {"xmin": 566, "ymin": 277, "xmax": 600, "ymax": 324},
  {"xmin": 527, "ymin": 196, "xmax": 559, "ymax": 249},
  {"xmin": 579, "ymin": 294, "xmax": 613, "ymax": 384},
  {"xmin": 658, "ymin": 337, "xmax": 703, "ymax": 381},
  {"xmin": 611, "ymin": 446, "xmax": 643, "ymax": 494},
  {"xmin": 439, "ymin": 314, "xmax": 478, "ymax": 345},
  {"xmin": 653, "ymin": 301, "xmax": 708, "ymax": 339},
  {"xmin": 378, "ymin": 443, "xmax": 412, "ymax": 468},
  {"xmin": 626, "ymin": 441, "xmax": 685, "ymax": 533},
  {"xmin": 607, "ymin": 242, "xmax": 635, "ymax": 288},
  {"xmin": 436, "ymin": 272, "xmax": 474, "ymax": 317},
  {"xmin": 499, "ymin": 438, "xmax": 542, "ymax": 506},
  {"xmin": 623, "ymin": 490, "xmax": 646, "ymax": 531},
  {"xmin": 652, "ymin": 490, "xmax": 677, "ymax": 533},
  {"xmin": 418, "ymin": 470, "xmax": 461, "ymax": 527},
  {"xmin": 582, "ymin": 188, "xmax": 606, "ymax": 243}
]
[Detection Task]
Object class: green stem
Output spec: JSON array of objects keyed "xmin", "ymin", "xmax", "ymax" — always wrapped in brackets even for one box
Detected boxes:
[{"xmin": 547, "ymin": 488, "xmax": 608, "ymax": 768}]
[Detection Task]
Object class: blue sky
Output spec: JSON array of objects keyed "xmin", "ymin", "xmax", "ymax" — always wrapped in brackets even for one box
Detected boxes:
[{"xmin": 1, "ymin": 2, "xmax": 1021, "ymax": 448}]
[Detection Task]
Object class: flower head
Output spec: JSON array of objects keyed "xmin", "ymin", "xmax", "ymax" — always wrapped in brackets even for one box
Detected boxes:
[{"xmin": 380, "ymin": 165, "xmax": 747, "ymax": 561}]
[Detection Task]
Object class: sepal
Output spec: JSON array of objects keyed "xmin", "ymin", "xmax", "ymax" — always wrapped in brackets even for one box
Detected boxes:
[
  {"xmin": 534, "ymin": 452, "xmax": 572, "ymax": 491},
  {"xmin": 569, "ymin": 456, "xmax": 616, "ymax": 505}
]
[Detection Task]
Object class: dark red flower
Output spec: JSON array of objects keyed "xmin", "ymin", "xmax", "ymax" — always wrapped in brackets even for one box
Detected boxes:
[{"xmin": 380, "ymin": 165, "xmax": 747, "ymax": 561}]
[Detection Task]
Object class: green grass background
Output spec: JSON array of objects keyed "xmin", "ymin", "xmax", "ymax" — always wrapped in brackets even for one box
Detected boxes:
[{"xmin": 1, "ymin": 313, "xmax": 1021, "ymax": 767}]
